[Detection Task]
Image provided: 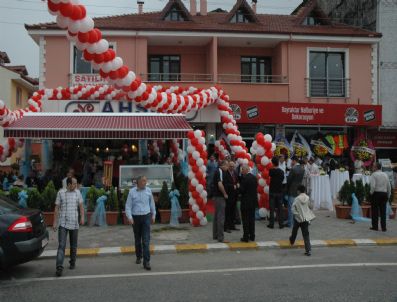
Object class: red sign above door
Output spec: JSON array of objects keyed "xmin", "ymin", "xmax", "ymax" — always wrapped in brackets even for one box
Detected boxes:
[{"xmin": 230, "ymin": 101, "xmax": 382, "ymax": 126}]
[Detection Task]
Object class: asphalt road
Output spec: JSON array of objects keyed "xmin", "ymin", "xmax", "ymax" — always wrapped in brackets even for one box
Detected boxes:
[{"xmin": 1, "ymin": 246, "xmax": 397, "ymax": 302}]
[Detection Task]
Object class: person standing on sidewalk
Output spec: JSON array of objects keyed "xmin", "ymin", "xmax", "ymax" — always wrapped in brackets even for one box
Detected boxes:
[
  {"xmin": 268, "ymin": 157, "xmax": 285, "ymax": 229},
  {"xmin": 225, "ymin": 160, "xmax": 239, "ymax": 232},
  {"xmin": 239, "ymin": 165, "xmax": 258, "ymax": 242},
  {"xmin": 125, "ymin": 175, "xmax": 156, "ymax": 270},
  {"xmin": 370, "ymin": 162, "xmax": 391, "ymax": 232},
  {"xmin": 53, "ymin": 177, "xmax": 84, "ymax": 277},
  {"xmin": 286, "ymin": 157, "xmax": 305, "ymax": 227},
  {"xmin": 212, "ymin": 160, "xmax": 229, "ymax": 243},
  {"xmin": 289, "ymin": 185, "xmax": 315, "ymax": 256}
]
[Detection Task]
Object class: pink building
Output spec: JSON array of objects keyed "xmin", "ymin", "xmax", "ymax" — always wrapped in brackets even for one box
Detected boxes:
[{"xmin": 26, "ymin": 0, "xmax": 382, "ymax": 143}]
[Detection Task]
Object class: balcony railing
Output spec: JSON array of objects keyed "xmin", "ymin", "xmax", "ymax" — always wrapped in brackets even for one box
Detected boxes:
[
  {"xmin": 218, "ymin": 74, "xmax": 288, "ymax": 84},
  {"xmin": 306, "ymin": 78, "xmax": 351, "ymax": 98},
  {"xmin": 141, "ymin": 73, "xmax": 213, "ymax": 82}
]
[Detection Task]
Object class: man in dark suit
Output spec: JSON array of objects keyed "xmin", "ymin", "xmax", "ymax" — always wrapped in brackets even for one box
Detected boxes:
[
  {"xmin": 286, "ymin": 157, "xmax": 305, "ymax": 227},
  {"xmin": 224, "ymin": 160, "xmax": 239, "ymax": 232},
  {"xmin": 239, "ymin": 165, "xmax": 258, "ymax": 242}
]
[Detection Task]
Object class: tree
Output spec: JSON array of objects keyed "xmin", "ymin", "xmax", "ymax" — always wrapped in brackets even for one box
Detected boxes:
[
  {"xmin": 158, "ymin": 181, "xmax": 170, "ymax": 209},
  {"xmin": 41, "ymin": 181, "xmax": 57, "ymax": 211},
  {"xmin": 354, "ymin": 179, "xmax": 365, "ymax": 205}
]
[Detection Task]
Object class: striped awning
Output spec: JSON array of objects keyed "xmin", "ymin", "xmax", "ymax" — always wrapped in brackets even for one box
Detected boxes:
[{"xmin": 3, "ymin": 113, "xmax": 192, "ymax": 139}]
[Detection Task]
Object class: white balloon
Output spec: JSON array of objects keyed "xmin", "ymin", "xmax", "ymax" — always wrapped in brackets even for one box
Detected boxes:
[
  {"xmin": 258, "ymin": 178, "xmax": 266, "ymax": 187},
  {"xmin": 192, "ymin": 204, "xmax": 199, "ymax": 212},
  {"xmin": 264, "ymin": 186, "xmax": 269, "ymax": 194},
  {"xmin": 56, "ymin": 15, "xmax": 70, "ymax": 29},
  {"xmin": 271, "ymin": 143, "xmax": 276, "ymax": 152},
  {"xmin": 196, "ymin": 158, "xmax": 204, "ymax": 167},
  {"xmin": 191, "ymin": 178, "xmax": 198, "ymax": 187},
  {"xmin": 68, "ymin": 19, "xmax": 81, "ymax": 33},
  {"xmin": 198, "ymin": 137, "xmax": 205, "ymax": 145},
  {"xmin": 200, "ymin": 217, "xmax": 208, "ymax": 226},
  {"xmin": 258, "ymin": 208, "xmax": 268, "ymax": 218},
  {"xmin": 192, "ymin": 151, "xmax": 200, "ymax": 160},
  {"xmin": 80, "ymin": 17, "xmax": 94, "ymax": 33},
  {"xmin": 112, "ymin": 57, "xmax": 123, "ymax": 70},
  {"xmin": 188, "ymin": 198, "xmax": 195, "ymax": 205},
  {"xmin": 195, "ymin": 211, "xmax": 203, "ymax": 219},
  {"xmin": 96, "ymin": 39, "xmax": 109, "ymax": 54},
  {"xmin": 265, "ymin": 134, "xmax": 273, "ymax": 142},
  {"xmin": 196, "ymin": 184, "xmax": 204, "ymax": 193},
  {"xmin": 194, "ymin": 130, "xmax": 202, "ymax": 138},
  {"xmin": 260, "ymin": 156, "xmax": 270, "ymax": 166},
  {"xmin": 256, "ymin": 147, "xmax": 265, "ymax": 156},
  {"xmin": 75, "ymin": 40, "xmax": 88, "ymax": 51}
]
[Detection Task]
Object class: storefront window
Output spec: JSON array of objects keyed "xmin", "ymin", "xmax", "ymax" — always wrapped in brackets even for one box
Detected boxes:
[
  {"xmin": 309, "ymin": 51, "xmax": 345, "ymax": 97},
  {"xmin": 148, "ymin": 55, "xmax": 180, "ymax": 81},
  {"xmin": 241, "ymin": 57, "xmax": 272, "ymax": 83}
]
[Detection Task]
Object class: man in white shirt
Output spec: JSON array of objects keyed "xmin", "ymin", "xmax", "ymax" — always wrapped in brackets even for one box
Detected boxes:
[{"xmin": 370, "ymin": 162, "xmax": 391, "ymax": 232}]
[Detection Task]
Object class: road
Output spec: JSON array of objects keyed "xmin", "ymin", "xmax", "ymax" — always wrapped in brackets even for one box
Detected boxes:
[{"xmin": 1, "ymin": 246, "xmax": 397, "ymax": 302}]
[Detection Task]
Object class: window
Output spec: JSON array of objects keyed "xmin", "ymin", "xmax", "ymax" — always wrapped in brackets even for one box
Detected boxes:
[
  {"xmin": 303, "ymin": 13, "xmax": 322, "ymax": 25},
  {"xmin": 230, "ymin": 9, "xmax": 251, "ymax": 23},
  {"xmin": 164, "ymin": 5, "xmax": 186, "ymax": 21},
  {"xmin": 149, "ymin": 55, "xmax": 181, "ymax": 81},
  {"xmin": 73, "ymin": 45, "xmax": 114, "ymax": 74},
  {"xmin": 16, "ymin": 87, "xmax": 22, "ymax": 106},
  {"xmin": 241, "ymin": 57, "xmax": 272, "ymax": 83},
  {"xmin": 309, "ymin": 51, "xmax": 345, "ymax": 97}
]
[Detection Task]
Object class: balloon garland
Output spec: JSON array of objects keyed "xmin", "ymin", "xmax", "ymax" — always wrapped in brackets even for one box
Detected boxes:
[
  {"xmin": 250, "ymin": 133, "xmax": 275, "ymax": 218},
  {"xmin": 187, "ymin": 130, "xmax": 208, "ymax": 226},
  {"xmin": 214, "ymin": 139, "xmax": 230, "ymax": 161},
  {"xmin": 169, "ymin": 139, "xmax": 184, "ymax": 165}
]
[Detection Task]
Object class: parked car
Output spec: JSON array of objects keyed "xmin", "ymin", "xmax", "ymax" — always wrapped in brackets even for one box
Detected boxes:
[{"xmin": 0, "ymin": 197, "xmax": 49, "ymax": 269}]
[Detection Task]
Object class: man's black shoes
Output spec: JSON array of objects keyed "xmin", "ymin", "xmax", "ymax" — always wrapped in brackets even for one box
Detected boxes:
[
  {"xmin": 69, "ymin": 263, "xmax": 75, "ymax": 270},
  {"xmin": 143, "ymin": 263, "xmax": 151, "ymax": 271},
  {"xmin": 136, "ymin": 258, "xmax": 142, "ymax": 264},
  {"xmin": 55, "ymin": 267, "xmax": 63, "ymax": 277},
  {"xmin": 240, "ymin": 237, "xmax": 249, "ymax": 243}
]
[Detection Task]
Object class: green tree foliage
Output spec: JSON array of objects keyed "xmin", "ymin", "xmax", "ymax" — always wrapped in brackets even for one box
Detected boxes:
[
  {"xmin": 41, "ymin": 181, "xmax": 57, "ymax": 211},
  {"xmin": 158, "ymin": 181, "xmax": 170, "ymax": 209}
]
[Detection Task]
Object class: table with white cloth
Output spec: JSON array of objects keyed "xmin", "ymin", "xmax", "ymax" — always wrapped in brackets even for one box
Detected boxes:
[
  {"xmin": 330, "ymin": 170, "xmax": 350, "ymax": 200},
  {"xmin": 352, "ymin": 173, "xmax": 371, "ymax": 186},
  {"xmin": 310, "ymin": 175, "xmax": 333, "ymax": 211}
]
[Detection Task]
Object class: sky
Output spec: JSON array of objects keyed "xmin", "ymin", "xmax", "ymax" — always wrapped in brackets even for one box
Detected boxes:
[{"xmin": 0, "ymin": 0, "xmax": 302, "ymax": 78}]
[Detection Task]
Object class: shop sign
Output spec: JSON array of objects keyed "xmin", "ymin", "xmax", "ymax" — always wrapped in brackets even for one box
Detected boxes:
[
  {"xmin": 62, "ymin": 101, "xmax": 148, "ymax": 113},
  {"xmin": 71, "ymin": 74, "xmax": 107, "ymax": 86},
  {"xmin": 368, "ymin": 131, "xmax": 397, "ymax": 148},
  {"xmin": 230, "ymin": 101, "xmax": 382, "ymax": 126}
]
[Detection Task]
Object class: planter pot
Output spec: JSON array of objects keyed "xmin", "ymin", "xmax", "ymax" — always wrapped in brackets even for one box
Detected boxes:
[
  {"xmin": 335, "ymin": 204, "xmax": 352, "ymax": 219},
  {"xmin": 159, "ymin": 209, "xmax": 171, "ymax": 224},
  {"xmin": 86, "ymin": 212, "xmax": 93, "ymax": 225},
  {"xmin": 122, "ymin": 211, "xmax": 129, "ymax": 225},
  {"xmin": 43, "ymin": 212, "xmax": 54, "ymax": 226},
  {"xmin": 179, "ymin": 209, "xmax": 190, "ymax": 223},
  {"xmin": 106, "ymin": 211, "xmax": 119, "ymax": 225},
  {"xmin": 361, "ymin": 204, "xmax": 371, "ymax": 218}
]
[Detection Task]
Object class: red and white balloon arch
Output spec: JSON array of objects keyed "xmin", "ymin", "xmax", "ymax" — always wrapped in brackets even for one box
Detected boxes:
[{"xmin": 0, "ymin": 0, "xmax": 275, "ymax": 226}]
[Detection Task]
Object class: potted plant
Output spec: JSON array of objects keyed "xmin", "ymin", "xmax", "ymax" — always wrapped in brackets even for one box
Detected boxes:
[
  {"xmin": 105, "ymin": 186, "xmax": 119, "ymax": 225},
  {"xmin": 121, "ymin": 188, "xmax": 130, "ymax": 224},
  {"xmin": 158, "ymin": 181, "xmax": 171, "ymax": 223},
  {"xmin": 40, "ymin": 181, "xmax": 57, "ymax": 226},
  {"xmin": 355, "ymin": 179, "xmax": 370, "ymax": 217},
  {"xmin": 86, "ymin": 186, "xmax": 98, "ymax": 224},
  {"xmin": 27, "ymin": 188, "xmax": 43, "ymax": 211},
  {"xmin": 335, "ymin": 180, "xmax": 352, "ymax": 219},
  {"xmin": 9, "ymin": 187, "xmax": 22, "ymax": 203}
]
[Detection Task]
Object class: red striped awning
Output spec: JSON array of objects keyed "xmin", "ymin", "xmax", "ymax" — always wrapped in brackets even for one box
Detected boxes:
[{"xmin": 3, "ymin": 113, "xmax": 192, "ymax": 139}]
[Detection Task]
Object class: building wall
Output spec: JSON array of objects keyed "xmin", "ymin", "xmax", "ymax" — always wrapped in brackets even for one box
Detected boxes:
[{"xmin": 44, "ymin": 36, "xmax": 70, "ymax": 88}]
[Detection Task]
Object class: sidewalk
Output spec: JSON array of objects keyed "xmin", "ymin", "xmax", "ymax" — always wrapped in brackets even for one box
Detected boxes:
[{"xmin": 41, "ymin": 211, "xmax": 397, "ymax": 258}]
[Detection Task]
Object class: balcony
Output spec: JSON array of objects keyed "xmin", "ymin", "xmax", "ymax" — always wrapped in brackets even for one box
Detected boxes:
[
  {"xmin": 141, "ymin": 73, "xmax": 213, "ymax": 83},
  {"xmin": 305, "ymin": 78, "xmax": 351, "ymax": 99},
  {"xmin": 218, "ymin": 74, "xmax": 288, "ymax": 84}
]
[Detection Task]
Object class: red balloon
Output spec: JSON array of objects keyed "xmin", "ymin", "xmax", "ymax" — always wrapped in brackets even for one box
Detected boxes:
[
  {"xmin": 78, "ymin": 32, "xmax": 90, "ymax": 43},
  {"xmin": 264, "ymin": 141, "xmax": 272, "ymax": 150},
  {"xmin": 265, "ymin": 150, "xmax": 273, "ymax": 158},
  {"xmin": 60, "ymin": 2, "xmax": 73, "ymax": 18},
  {"xmin": 187, "ymin": 131, "xmax": 195, "ymax": 140},
  {"xmin": 109, "ymin": 70, "xmax": 118, "ymax": 80},
  {"xmin": 70, "ymin": 5, "xmax": 83, "ymax": 20},
  {"xmin": 88, "ymin": 30, "xmax": 98, "ymax": 44},
  {"xmin": 192, "ymin": 218, "xmax": 200, "ymax": 226},
  {"xmin": 79, "ymin": 5, "xmax": 87, "ymax": 19},
  {"xmin": 99, "ymin": 69, "xmax": 108, "ymax": 79},
  {"xmin": 192, "ymin": 191, "xmax": 200, "ymax": 199},
  {"xmin": 83, "ymin": 50, "xmax": 94, "ymax": 61},
  {"xmin": 48, "ymin": 1, "xmax": 60, "ymax": 12},
  {"xmin": 94, "ymin": 53, "xmax": 105, "ymax": 64},
  {"xmin": 192, "ymin": 166, "xmax": 199, "ymax": 173},
  {"xmin": 118, "ymin": 66, "xmax": 129, "ymax": 79}
]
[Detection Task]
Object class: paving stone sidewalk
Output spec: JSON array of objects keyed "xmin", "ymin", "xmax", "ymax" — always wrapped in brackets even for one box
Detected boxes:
[{"xmin": 45, "ymin": 211, "xmax": 397, "ymax": 251}]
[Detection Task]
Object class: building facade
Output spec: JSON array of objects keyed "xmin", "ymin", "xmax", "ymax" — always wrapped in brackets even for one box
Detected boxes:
[
  {"xmin": 25, "ymin": 0, "xmax": 383, "ymax": 162},
  {"xmin": 0, "ymin": 51, "xmax": 39, "ymax": 167},
  {"xmin": 317, "ymin": 0, "xmax": 397, "ymax": 159}
]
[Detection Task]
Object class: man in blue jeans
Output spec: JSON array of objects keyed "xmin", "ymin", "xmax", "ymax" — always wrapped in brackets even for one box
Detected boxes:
[
  {"xmin": 53, "ymin": 177, "xmax": 84, "ymax": 277},
  {"xmin": 125, "ymin": 175, "xmax": 156, "ymax": 270}
]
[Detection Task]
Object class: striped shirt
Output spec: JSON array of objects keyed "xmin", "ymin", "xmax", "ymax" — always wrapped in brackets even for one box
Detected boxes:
[{"xmin": 55, "ymin": 189, "xmax": 83, "ymax": 230}]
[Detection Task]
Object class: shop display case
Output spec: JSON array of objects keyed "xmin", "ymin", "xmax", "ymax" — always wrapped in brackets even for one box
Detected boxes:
[{"xmin": 119, "ymin": 165, "xmax": 173, "ymax": 192}]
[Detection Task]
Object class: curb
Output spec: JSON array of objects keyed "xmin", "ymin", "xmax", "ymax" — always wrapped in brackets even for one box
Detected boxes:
[{"xmin": 40, "ymin": 238, "xmax": 397, "ymax": 259}]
